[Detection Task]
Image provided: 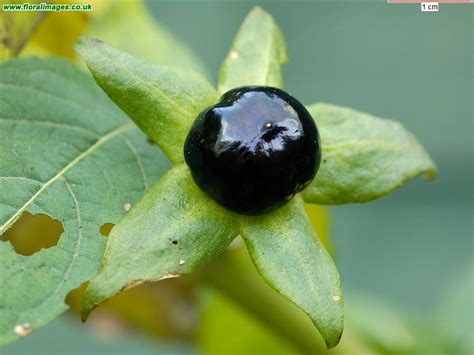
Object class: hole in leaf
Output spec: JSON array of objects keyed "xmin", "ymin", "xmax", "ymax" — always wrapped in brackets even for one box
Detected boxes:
[
  {"xmin": 99, "ymin": 223, "xmax": 114, "ymax": 237},
  {"xmin": 171, "ymin": 240, "xmax": 178, "ymax": 245},
  {"xmin": 66, "ymin": 281, "xmax": 88, "ymax": 311},
  {"xmin": 1, "ymin": 212, "xmax": 63, "ymax": 256}
]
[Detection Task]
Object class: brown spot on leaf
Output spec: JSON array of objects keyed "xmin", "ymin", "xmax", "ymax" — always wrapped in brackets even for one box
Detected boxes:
[
  {"xmin": 122, "ymin": 279, "xmax": 145, "ymax": 291},
  {"xmin": 159, "ymin": 274, "xmax": 180, "ymax": 281},
  {"xmin": 423, "ymin": 170, "xmax": 436, "ymax": 180},
  {"xmin": 120, "ymin": 274, "xmax": 181, "ymax": 293},
  {"xmin": 92, "ymin": 38, "xmax": 104, "ymax": 44}
]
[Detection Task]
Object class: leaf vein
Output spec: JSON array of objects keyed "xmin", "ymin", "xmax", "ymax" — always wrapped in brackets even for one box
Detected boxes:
[
  {"xmin": 19, "ymin": 177, "xmax": 84, "ymax": 317},
  {"xmin": 0, "ymin": 123, "xmax": 133, "ymax": 234},
  {"xmin": 0, "ymin": 117, "xmax": 100, "ymax": 138},
  {"xmin": 122, "ymin": 137, "xmax": 149, "ymax": 190},
  {"xmin": 104, "ymin": 55, "xmax": 194, "ymax": 119},
  {"xmin": 0, "ymin": 83, "xmax": 110, "ymax": 118},
  {"xmin": 0, "ymin": 176, "xmax": 44, "ymax": 184}
]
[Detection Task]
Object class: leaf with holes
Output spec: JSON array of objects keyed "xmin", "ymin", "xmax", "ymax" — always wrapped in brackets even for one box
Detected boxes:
[
  {"xmin": 303, "ymin": 103, "xmax": 437, "ymax": 204},
  {"xmin": 74, "ymin": 36, "xmax": 218, "ymax": 165},
  {"xmin": 0, "ymin": 57, "xmax": 171, "ymax": 346},
  {"xmin": 81, "ymin": 165, "xmax": 238, "ymax": 319},
  {"xmin": 217, "ymin": 6, "xmax": 288, "ymax": 94}
]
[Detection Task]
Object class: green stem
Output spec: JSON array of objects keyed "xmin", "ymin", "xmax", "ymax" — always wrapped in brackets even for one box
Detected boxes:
[{"xmin": 202, "ymin": 246, "xmax": 327, "ymax": 355}]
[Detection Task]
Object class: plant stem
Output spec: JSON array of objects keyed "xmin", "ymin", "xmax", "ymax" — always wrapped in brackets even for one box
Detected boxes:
[{"xmin": 202, "ymin": 246, "xmax": 327, "ymax": 354}]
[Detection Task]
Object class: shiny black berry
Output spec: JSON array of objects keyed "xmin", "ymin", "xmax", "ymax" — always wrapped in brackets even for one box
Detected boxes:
[{"xmin": 184, "ymin": 86, "xmax": 321, "ymax": 215}]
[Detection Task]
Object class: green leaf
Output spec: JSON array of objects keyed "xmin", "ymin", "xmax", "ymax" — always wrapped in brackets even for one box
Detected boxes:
[
  {"xmin": 74, "ymin": 37, "xmax": 219, "ymax": 164},
  {"xmin": 81, "ymin": 165, "xmax": 238, "ymax": 319},
  {"xmin": 0, "ymin": 57, "xmax": 171, "ymax": 346},
  {"xmin": 240, "ymin": 197, "xmax": 343, "ymax": 349},
  {"xmin": 303, "ymin": 103, "xmax": 437, "ymax": 204},
  {"xmin": 217, "ymin": 6, "xmax": 288, "ymax": 94},
  {"xmin": 88, "ymin": 0, "xmax": 208, "ymax": 73}
]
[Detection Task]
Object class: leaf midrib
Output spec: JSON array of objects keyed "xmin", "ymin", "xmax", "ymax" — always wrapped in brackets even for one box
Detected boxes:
[
  {"xmin": 0, "ymin": 123, "xmax": 134, "ymax": 234},
  {"xmin": 270, "ymin": 203, "xmax": 320, "ymax": 300},
  {"xmin": 220, "ymin": 14, "xmax": 277, "ymax": 93},
  {"xmin": 241, "ymin": 201, "xmax": 330, "ymax": 325},
  {"xmin": 103, "ymin": 52, "xmax": 195, "ymax": 119},
  {"xmin": 261, "ymin": 20, "xmax": 279, "ymax": 88}
]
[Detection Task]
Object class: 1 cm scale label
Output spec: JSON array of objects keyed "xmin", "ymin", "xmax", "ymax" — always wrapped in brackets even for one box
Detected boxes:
[
  {"xmin": 388, "ymin": 0, "xmax": 472, "ymax": 10},
  {"xmin": 421, "ymin": 2, "xmax": 439, "ymax": 11}
]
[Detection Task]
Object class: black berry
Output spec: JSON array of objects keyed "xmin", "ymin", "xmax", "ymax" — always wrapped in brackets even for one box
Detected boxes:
[{"xmin": 184, "ymin": 86, "xmax": 321, "ymax": 215}]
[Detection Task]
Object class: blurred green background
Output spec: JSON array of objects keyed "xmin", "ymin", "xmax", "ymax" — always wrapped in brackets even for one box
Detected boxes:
[{"xmin": 3, "ymin": 1, "xmax": 472, "ymax": 354}]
